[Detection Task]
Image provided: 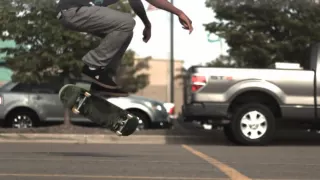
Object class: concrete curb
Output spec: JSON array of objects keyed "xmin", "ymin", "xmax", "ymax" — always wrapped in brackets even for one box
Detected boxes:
[{"xmin": 0, "ymin": 133, "xmax": 213, "ymax": 144}]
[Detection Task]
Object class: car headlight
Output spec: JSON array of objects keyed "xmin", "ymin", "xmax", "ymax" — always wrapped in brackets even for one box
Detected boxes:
[
  {"xmin": 145, "ymin": 102, "xmax": 163, "ymax": 111},
  {"xmin": 155, "ymin": 105, "xmax": 162, "ymax": 111}
]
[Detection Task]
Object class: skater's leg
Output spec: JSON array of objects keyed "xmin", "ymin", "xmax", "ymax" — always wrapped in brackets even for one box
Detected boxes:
[
  {"xmin": 61, "ymin": 6, "xmax": 135, "ymax": 67},
  {"xmin": 59, "ymin": 6, "xmax": 135, "ymax": 90},
  {"xmin": 104, "ymin": 30, "xmax": 134, "ymax": 80}
]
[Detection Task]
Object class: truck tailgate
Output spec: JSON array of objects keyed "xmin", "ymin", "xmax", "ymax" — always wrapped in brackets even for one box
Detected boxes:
[{"xmin": 185, "ymin": 66, "xmax": 235, "ymax": 104}]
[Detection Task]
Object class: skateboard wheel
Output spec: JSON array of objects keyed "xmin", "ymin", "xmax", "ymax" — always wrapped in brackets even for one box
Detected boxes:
[
  {"xmin": 84, "ymin": 92, "xmax": 91, "ymax": 97},
  {"xmin": 116, "ymin": 131, "xmax": 123, "ymax": 136},
  {"xmin": 71, "ymin": 107, "xmax": 80, "ymax": 114}
]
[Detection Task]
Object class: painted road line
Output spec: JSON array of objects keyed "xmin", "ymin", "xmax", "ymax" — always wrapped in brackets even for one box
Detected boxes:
[
  {"xmin": 254, "ymin": 179, "xmax": 315, "ymax": 180},
  {"xmin": 182, "ymin": 144, "xmax": 252, "ymax": 180},
  {"xmin": 0, "ymin": 173, "xmax": 229, "ymax": 180},
  {"xmin": 0, "ymin": 157, "xmax": 199, "ymax": 164}
]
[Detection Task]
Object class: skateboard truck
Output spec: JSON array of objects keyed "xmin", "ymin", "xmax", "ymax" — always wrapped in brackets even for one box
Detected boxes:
[
  {"xmin": 115, "ymin": 114, "xmax": 134, "ymax": 136},
  {"xmin": 72, "ymin": 91, "xmax": 91, "ymax": 114}
]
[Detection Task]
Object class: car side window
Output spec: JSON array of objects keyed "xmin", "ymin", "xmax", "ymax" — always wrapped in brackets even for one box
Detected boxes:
[
  {"xmin": 10, "ymin": 82, "xmax": 64, "ymax": 94},
  {"xmin": 30, "ymin": 83, "xmax": 62, "ymax": 94},
  {"xmin": 10, "ymin": 83, "xmax": 31, "ymax": 92},
  {"xmin": 30, "ymin": 87, "xmax": 55, "ymax": 94}
]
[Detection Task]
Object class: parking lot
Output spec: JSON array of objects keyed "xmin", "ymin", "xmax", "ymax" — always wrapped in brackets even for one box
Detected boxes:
[{"xmin": 0, "ymin": 130, "xmax": 320, "ymax": 180}]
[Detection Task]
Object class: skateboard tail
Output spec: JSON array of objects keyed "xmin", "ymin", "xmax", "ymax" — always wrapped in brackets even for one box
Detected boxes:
[{"xmin": 59, "ymin": 84, "xmax": 83, "ymax": 109}]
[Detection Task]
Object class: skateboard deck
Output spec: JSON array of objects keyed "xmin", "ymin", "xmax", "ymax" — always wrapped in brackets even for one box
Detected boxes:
[{"xmin": 58, "ymin": 84, "xmax": 139, "ymax": 136}]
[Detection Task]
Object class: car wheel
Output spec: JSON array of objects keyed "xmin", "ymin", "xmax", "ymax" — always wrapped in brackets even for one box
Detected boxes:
[
  {"xmin": 127, "ymin": 110, "xmax": 150, "ymax": 130},
  {"xmin": 229, "ymin": 103, "xmax": 276, "ymax": 146},
  {"xmin": 7, "ymin": 110, "xmax": 38, "ymax": 129}
]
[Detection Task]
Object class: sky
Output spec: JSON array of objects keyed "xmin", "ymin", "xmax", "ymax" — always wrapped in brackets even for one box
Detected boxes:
[{"xmin": 128, "ymin": 0, "xmax": 229, "ymax": 68}]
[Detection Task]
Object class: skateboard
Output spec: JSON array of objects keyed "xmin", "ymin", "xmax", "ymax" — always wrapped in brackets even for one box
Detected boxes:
[{"xmin": 58, "ymin": 84, "xmax": 139, "ymax": 136}]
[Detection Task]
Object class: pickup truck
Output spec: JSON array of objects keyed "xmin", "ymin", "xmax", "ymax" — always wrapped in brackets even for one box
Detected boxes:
[{"xmin": 182, "ymin": 43, "xmax": 320, "ymax": 146}]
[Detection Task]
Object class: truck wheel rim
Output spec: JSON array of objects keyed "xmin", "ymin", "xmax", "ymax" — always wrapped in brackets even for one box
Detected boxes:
[{"xmin": 240, "ymin": 110, "xmax": 268, "ymax": 140}]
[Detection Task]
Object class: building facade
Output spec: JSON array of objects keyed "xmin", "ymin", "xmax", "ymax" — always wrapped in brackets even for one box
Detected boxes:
[{"xmin": 135, "ymin": 58, "xmax": 185, "ymax": 114}]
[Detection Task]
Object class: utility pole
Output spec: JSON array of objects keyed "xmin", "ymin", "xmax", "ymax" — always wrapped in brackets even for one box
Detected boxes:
[{"xmin": 169, "ymin": 0, "xmax": 174, "ymax": 103}]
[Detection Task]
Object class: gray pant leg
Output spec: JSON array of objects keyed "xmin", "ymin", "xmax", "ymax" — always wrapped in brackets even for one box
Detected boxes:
[
  {"xmin": 105, "ymin": 31, "xmax": 133, "ymax": 75},
  {"xmin": 60, "ymin": 6, "xmax": 135, "ymax": 69}
]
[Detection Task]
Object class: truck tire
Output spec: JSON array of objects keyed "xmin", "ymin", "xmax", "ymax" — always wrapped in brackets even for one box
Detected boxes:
[
  {"xmin": 229, "ymin": 103, "xmax": 276, "ymax": 146},
  {"xmin": 223, "ymin": 125, "xmax": 239, "ymax": 144}
]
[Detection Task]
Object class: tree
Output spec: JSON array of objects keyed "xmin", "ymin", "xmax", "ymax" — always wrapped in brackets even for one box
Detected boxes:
[
  {"xmin": 206, "ymin": 55, "xmax": 237, "ymax": 67},
  {"xmin": 204, "ymin": 0, "xmax": 320, "ymax": 68},
  {"xmin": 0, "ymin": 0, "xmax": 149, "ymax": 126},
  {"xmin": 109, "ymin": 0, "xmax": 133, "ymax": 14},
  {"xmin": 116, "ymin": 49, "xmax": 150, "ymax": 93}
]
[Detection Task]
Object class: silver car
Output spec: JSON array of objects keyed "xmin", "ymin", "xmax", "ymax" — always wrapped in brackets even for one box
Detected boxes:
[{"xmin": 0, "ymin": 79, "xmax": 172, "ymax": 129}]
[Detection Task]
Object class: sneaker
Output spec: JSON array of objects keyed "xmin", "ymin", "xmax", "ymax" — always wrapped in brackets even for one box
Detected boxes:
[
  {"xmin": 82, "ymin": 64, "xmax": 117, "ymax": 89},
  {"xmin": 91, "ymin": 83, "xmax": 129, "ymax": 97}
]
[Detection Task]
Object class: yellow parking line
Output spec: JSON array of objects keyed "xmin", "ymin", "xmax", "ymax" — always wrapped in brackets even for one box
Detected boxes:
[
  {"xmin": 182, "ymin": 145, "xmax": 252, "ymax": 180},
  {"xmin": 255, "ymin": 179, "xmax": 308, "ymax": 180},
  {"xmin": 0, "ymin": 173, "xmax": 228, "ymax": 180}
]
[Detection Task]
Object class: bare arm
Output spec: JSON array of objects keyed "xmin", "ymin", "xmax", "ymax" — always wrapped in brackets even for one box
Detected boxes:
[
  {"xmin": 128, "ymin": 0, "xmax": 151, "ymax": 27},
  {"xmin": 145, "ymin": 0, "xmax": 183, "ymax": 16}
]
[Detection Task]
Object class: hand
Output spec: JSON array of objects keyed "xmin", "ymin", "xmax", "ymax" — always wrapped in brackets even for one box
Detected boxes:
[
  {"xmin": 178, "ymin": 12, "xmax": 193, "ymax": 34},
  {"xmin": 143, "ymin": 24, "xmax": 151, "ymax": 43}
]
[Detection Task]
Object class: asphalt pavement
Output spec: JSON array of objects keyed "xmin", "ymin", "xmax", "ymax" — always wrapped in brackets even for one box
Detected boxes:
[
  {"xmin": 1, "ymin": 119, "xmax": 320, "ymax": 180},
  {"xmin": 0, "ymin": 143, "xmax": 226, "ymax": 180},
  {"xmin": 0, "ymin": 139, "xmax": 319, "ymax": 180}
]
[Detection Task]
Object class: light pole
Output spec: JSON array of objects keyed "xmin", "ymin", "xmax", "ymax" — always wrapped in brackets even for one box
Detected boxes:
[{"xmin": 169, "ymin": 0, "xmax": 174, "ymax": 103}]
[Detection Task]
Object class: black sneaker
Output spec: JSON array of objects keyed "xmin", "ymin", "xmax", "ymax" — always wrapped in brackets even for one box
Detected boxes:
[
  {"xmin": 91, "ymin": 82, "xmax": 129, "ymax": 97},
  {"xmin": 82, "ymin": 64, "xmax": 117, "ymax": 89}
]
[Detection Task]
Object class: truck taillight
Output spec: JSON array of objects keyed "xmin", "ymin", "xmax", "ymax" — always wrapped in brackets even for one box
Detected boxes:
[{"xmin": 191, "ymin": 75, "xmax": 207, "ymax": 92}]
